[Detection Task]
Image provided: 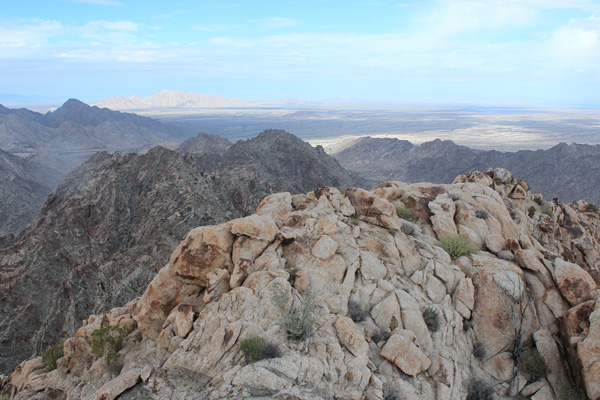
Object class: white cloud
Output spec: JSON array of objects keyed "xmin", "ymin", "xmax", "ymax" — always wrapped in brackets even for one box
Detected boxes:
[{"xmin": 250, "ymin": 17, "xmax": 299, "ymax": 30}]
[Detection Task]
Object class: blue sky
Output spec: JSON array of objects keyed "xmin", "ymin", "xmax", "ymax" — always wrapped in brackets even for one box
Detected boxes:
[{"xmin": 1, "ymin": 0, "xmax": 599, "ymax": 106}]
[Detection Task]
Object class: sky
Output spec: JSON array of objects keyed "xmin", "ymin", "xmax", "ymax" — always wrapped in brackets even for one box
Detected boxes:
[{"xmin": 1, "ymin": 0, "xmax": 600, "ymax": 107}]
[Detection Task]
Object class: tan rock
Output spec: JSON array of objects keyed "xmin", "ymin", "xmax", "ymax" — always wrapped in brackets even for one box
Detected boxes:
[
  {"xmin": 311, "ymin": 235, "xmax": 338, "ymax": 260},
  {"xmin": 577, "ymin": 303, "xmax": 600, "ymax": 400},
  {"xmin": 231, "ymin": 214, "xmax": 279, "ymax": 242},
  {"xmin": 554, "ymin": 258, "xmax": 597, "ymax": 306},
  {"xmin": 485, "ymin": 233, "xmax": 505, "ymax": 254},
  {"xmin": 169, "ymin": 224, "xmax": 234, "ymax": 286},
  {"xmin": 371, "ymin": 293, "xmax": 402, "ymax": 332},
  {"xmin": 335, "ymin": 316, "xmax": 369, "ymax": 358},
  {"xmin": 136, "ymin": 265, "xmax": 183, "ymax": 339},
  {"xmin": 543, "ymin": 287, "xmax": 570, "ymax": 318},
  {"xmin": 533, "ymin": 329, "xmax": 571, "ymax": 396},
  {"xmin": 380, "ymin": 333, "xmax": 431, "ymax": 376},
  {"xmin": 360, "ymin": 251, "xmax": 387, "ymax": 280},
  {"xmin": 95, "ymin": 367, "xmax": 141, "ymax": 400},
  {"xmin": 174, "ymin": 304, "xmax": 194, "ymax": 338}
]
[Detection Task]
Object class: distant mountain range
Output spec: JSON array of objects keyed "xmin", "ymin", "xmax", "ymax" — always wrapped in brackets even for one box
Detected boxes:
[
  {"xmin": 0, "ymin": 130, "xmax": 364, "ymax": 374},
  {"xmin": 333, "ymin": 136, "xmax": 600, "ymax": 204},
  {"xmin": 95, "ymin": 90, "xmax": 255, "ymax": 110}
]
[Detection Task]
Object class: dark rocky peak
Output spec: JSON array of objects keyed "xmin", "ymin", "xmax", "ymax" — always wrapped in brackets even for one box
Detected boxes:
[
  {"xmin": 177, "ymin": 132, "xmax": 232, "ymax": 156},
  {"xmin": 47, "ymin": 98, "xmax": 123, "ymax": 127}
]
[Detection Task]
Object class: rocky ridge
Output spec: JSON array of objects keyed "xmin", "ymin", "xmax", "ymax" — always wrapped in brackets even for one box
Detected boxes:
[
  {"xmin": 0, "ymin": 131, "xmax": 364, "ymax": 375},
  {"xmin": 3, "ymin": 168, "xmax": 600, "ymax": 399},
  {"xmin": 333, "ymin": 136, "xmax": 600, "ymax": 205}
]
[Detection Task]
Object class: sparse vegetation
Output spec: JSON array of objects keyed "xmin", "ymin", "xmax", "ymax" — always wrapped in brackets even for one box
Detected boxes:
[
  {"xmin": 561, "ymin": 252, "xmax": 569, "ymax": 261},
  {"xmin": 348, "ymin": 300, "xmax": 368, "ymax": 323},
  {"xmin": 534, "ymin": 196, "xmax": 543, "ymax": 206},
  {"xmin": 508, "ymin": 209, "xmax": 518, "ymax": 220},
  {"xmin": 285, "ymin": 262, "xmax": 298, "ymax": 286},
  {"xmin": 348, "ymin": 215, "xmax": 359, "ymax": 226},
  {"xmin": 135, "ymin": 331, "xmax": 143, "ymax": 342},
  {"xmin": 472, "ymin": 342, "xmax": 486, "ymax": 360},
  {"xmin": 522, "ymin": 349, "xmax": 550, "ymax": 381},
  {"xmin": 528, "ymin": 206, "xmax": 536, "ymax": 218},
  {"xmin": 91, "ymin": 325, "xmax": 127, "ymax": 365},
  {"xmin": 383, "ymin": 384, "xmax": 400, "ymax": 400},
  {"xmin": 240, "ymin": 335, "xmax": 281, "ymax": 363},
  {"xmin": 475, "ymin": 210, "xmax": 489, "ymax": 220},
  {"xmin": 42, "ymin": 342, "xmax": 64, "ymax": 372},
  {"xmin": 401, "ymin": 222, "xmax": 416, "ymax": 236},
  {"xmin": 438, "ymin": 235, "xmax": 478, "ymax": 259},
  {"xmin": 423, "ymin": 306, "xmax": 440, "ymax": 332},
  {"xmin": 541, "ymin": 207, "xmax": 554, "ymax": 218},
  {"xmin": 387, "ymin": 228, "xmax": 397, "ymax": 236},
  {"xmin": 463, "ymin": 318, "xmax": 473, "ymax": 331},
  {"xmin": 395, "ymin": 205, "xmax": 413, "ymax": 221},
  {"xmin": 563, "ymin": 387, "xmax": 589, "ymax": 400},
  {"xmin": 274, "ymin": 288, "xmax": 316, "ymax": 342},
  {"xmin": 372, "ymin": 328, "xmax": 391, "ymax": 343},
  {"xmin": 467, "ymin": 378, "xmax": 494, "ymax": 400}
]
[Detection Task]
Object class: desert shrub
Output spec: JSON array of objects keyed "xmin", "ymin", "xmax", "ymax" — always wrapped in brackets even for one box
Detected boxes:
[
  {"xmin": 522, "ymin": 349, "xmax": 550, "ymax": 381},
  {"xmin": 281, "ymin": 295, "xmax": 316, "ymax": 341},
  {"xmin": 561, "ymin": 252, "xmax": 569, "ymax": 261},
  {"xmin": 372, "ymin": 328, "xmax": 391, "ymax": 343},
  {"xmin": 472, "ymin": 342, "xmax": 486, "ymax": 359},
  {"xmin": 439, "ymin": 235, "xmax": 478, "ymax": 259},
  {"xmin": 467, "ymin": 378, "xmax": 494, "ymax": 400},
  {"xmin": 463, "ymin": 318, "xmax": 473, "ymax": 331},
  {"xmin": 135, "ymin": 331, "xmax": 143, "ymax": 342},
  {"xmin": 91, "ymin": 325, "xmax": 127, "ymax": 365},
  {"xmin": 285, "ymin": 262, "xmax": 298, "ymax": 286},
  {"xmin": 541, "ymin": 207, "xmax": 554, "ymax": 218},
  {"xmin": 508, "ymin": 209, "xmax": 518, "ymax": 220},
  {"xmin": 423, "ymin": 307, "xmax": 440, "ymax": 332},
  {"xmin": 475, "ymin": 210, "xmax": 489, "ymax": 220},
  {"xmin": 383, "ymin": 384, "xmax": 400, "ymax": 400},
  {"xmin": 528, "ymin": 206, "xmax": 536, "ymax": 218},
  {"xmin": 262, "ymin": 341, "xmax": 282, "ymax": 359},
  {"xmin": 240, "ymin": 335, "xmax": 272, "ymax": 363},
  {"xmin": 395, "ymin": 205, "xmax": 413, "ymax": 221},
  {"xmin": 348, "ymin": 215, "xmax": 359, "ymax": 226},
  {"xmin": 534, "ymin": 196, "xmax": 543, "ymax": 205},
  {"xmin": 348, "ymin": 300, "xmax": 368, "ymax": 323},
  {"xmin": 563, "ymin": 387, "xmax": 589, "ymax": 400},
  {"xmin": 42, "ymin": 342, "xmax": 64, "ymax": 372},
  {"xmin": 468, "ymin": 177, "xmax": 476, "ymax": 183},
  {"xmin": 401, "ymin": 222, "xmax": 415, "ymax": 236}
]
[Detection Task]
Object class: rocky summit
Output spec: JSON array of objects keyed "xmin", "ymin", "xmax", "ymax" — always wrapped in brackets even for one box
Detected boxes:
[{"xmin": 3, "ymin": 168, "xmax": 600, "ymax": 400}]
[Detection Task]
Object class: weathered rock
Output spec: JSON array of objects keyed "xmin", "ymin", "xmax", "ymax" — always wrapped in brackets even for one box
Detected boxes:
[
  {"xmin": 380, "ymin": 333, "xmax": 431, "ymax": 376},
  {"xmin": 554, "ymin": 258, "xmax": 597, "ymax": 306},
  {"xmin": 95, "ymin": 368, "xmax": 141, "ymax": 400},
  {"xmin": 335, "ymin": 316, "xmax": 369, "ymax": 357}
]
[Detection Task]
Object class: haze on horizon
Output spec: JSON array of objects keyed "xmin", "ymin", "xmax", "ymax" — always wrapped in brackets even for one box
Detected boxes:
[{"xmin": 1, "ymin": 0, "xmax": 599, "ymax": 108}]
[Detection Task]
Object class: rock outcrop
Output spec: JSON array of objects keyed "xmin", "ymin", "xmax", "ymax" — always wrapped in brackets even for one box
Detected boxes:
[
  {"xmin": 0, "ymin": 132, "xmax": 365, "ymax": 375},
  {"xmin": 3, "ymin": 168, "xmax": 600, "ymax": 400}
]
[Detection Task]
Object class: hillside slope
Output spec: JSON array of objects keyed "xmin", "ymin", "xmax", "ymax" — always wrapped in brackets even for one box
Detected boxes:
[{"xmin": 3, "ymin": 168, "xmax": 600, "ymax": 400}]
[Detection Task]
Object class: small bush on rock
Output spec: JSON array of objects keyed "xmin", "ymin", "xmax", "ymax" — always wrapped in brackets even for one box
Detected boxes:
[
  {"xmin": 401, "ymin": 222, "xmax": 416, "ymax": 236},
  {"xmin": 372, "ymin": 328, "xmax": 391, "ymax": 343},
  {"xmin": 467, "ymin": 378, "xmax": 494, "ymax": 400},
  {"xmin": 91, "ymin": 325, "xmax": 127, "ymax": 365},
  {"xmin": 280, "ymin": 294, "xmax": 316, "ymax": 341},
  {"xmin": 439, "ymin": 235, "xmax": 478, "ymax": 259},
  {"xmin": 522, "ymin": 349, "xmax": 550, "ymax": 381},
  {"xmin": 396, "ymin": 205, "xmax": 413, "ymax": 221},
  {"xmin": 42, "ymin": 342, "xmax": 64, "ymax": 372},
  {"xmin": 240, "ymin": 335, "xmax": 281, "ymax": 363},
  {"xmin": 563, "ymin": 387, "xmax": 589, "ymax": 400},
  {"xmin": 528, "ymin": 206, "xmax": 536, "ymax": 218},
  {"xmin": 423, "ymin": 307, "xmax": 440, "ymax": 332},
  {"xmin": 348, "ymin": 300, "xmax": 368, "ymax": 323},
  {"xmin": 534, "ymin": 196, "xmax": 543, "ymax": 205},
  {"xmin": 541, "ymin": 207, "xmax": 554, "ymax": 218},
  {"xmin": 472, "ymin": 342, "xmax": 486, "ymax": 359},
  {"xmin": 475, "ymin": 210, "xmax": 489, "ymax": 220}
]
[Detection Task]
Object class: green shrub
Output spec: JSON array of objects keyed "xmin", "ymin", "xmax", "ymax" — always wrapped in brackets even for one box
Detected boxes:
[
  {"xmin": 423, "ymin": 307, "xmax": 440, "ymax": 332},
  {"xmin": 467, "ymin": 378, "xmax": 494, "ymax": 400},
  {"xmin": 395, "ymin": 205, "xmax": 413, "ymax": 221},
  {"xmin": 135, "ymin": 331, "xmax": 143, "ymax": 342},
  {"xmin": 281, "ymin": 295, "xmax": 315, "ymax": 341},
  {"xmin": 563, "ymin": 387, "xmax": 589, "ymax": 400},
  {"xmin": 42, "ymin": 342, "xmax": 64, "ymax": 372},
  {"xmin": 475, "ymin": 210, "xmax": 488, "ymax": 220},
  {"xmin": 541, "ymin": 207, "xmax": 554, "ymax": 218},
  {"xmin": 348, "ymin": 215, "xmax": 359, "ymax": 226},
  {"xmin": 534, "ymin": 196, "xmax": 543, "ymax": 205},
  {"xmin": 285, "ymin": 262, "xmax": 298, "ymax": 286},
  {"xmin": 438, "ymin": 235, "xmax": 478, "ymax": 259},
  {"xmin": 348, "ymin": 300, "xmax": 368, "ymax": 323},
  {"xmin": 528, "ymin": 206, "xmax": 536, "ymax": 218},
  {"xmin": 372, "ymin": 328, "xmax": 391, "ymax": 343},
  {"xmin": 522, "ymin": 349, "xmax": 550, "ymax": 381},
  {"xmin": 401, "ymin": 222, "xmax": 415, "ymax": 236},
  {"xmin": 472, "ymin": 342, "xmax": 486, "ymax": 359},
  {"xmin": 91, "ymin": 325, "xmax": 127, "ymax": 365},
  {"xmin": 240, "ymin": 335, "xmax": 281, "ymax": 363}
]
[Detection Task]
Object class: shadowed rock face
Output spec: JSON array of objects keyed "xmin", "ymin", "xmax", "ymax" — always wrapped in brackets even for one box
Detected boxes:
[
  {"xmin": 333, "ymin": 137, "xmax": 600, "ymax": 205},
  {"xmin": 0, "ymin": 131, "xmax": 366, "ymax": 374},
  {"xmin": 4, "ymin": 168, "xmax": 600, "ymax": 400}
]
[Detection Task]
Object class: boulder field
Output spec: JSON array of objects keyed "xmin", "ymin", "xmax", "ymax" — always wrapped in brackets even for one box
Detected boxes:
[{"xmin": 3, "ymin": 168, "xmax": 600, "ymax": 400}]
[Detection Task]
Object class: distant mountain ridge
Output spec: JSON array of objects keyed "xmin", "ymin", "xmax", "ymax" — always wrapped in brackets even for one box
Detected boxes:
[
  {"xmin": 333, "ymin": 136, "xmax": 600, "ymax": 204},
  {"xmin": 95, "ymin": 90, "xmax": 254, "ymax": 110}
]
